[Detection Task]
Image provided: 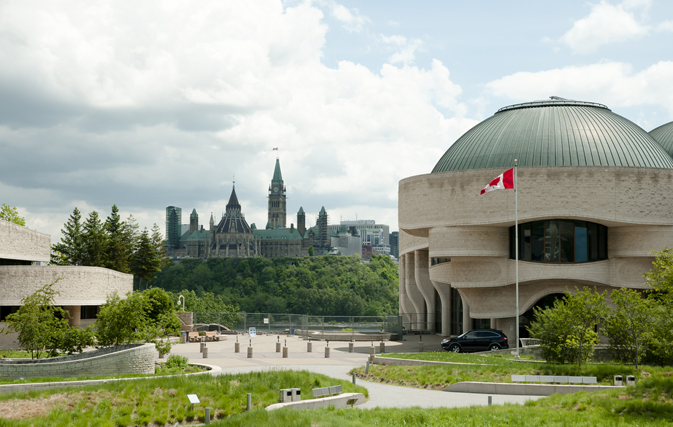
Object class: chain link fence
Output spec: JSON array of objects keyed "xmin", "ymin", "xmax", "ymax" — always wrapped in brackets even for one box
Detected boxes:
[{"xmin": 192, "ymin": 312, "xmax": 404, "ymax": 340}]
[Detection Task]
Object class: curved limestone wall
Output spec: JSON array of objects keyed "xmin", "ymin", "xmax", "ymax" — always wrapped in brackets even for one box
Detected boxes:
[{"xmin": 0, "ymin": 344, "xmax": 155, "ymax": 379}]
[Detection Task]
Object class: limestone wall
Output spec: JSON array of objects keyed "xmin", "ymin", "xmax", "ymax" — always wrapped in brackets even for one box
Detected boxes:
[
  {"xmin": 0, "ymin": 220, "xmax": 50, "ymax": 263},
  {"xmin": 0, "ymin": 344, "xmax": 155, "ymax": 379},
  {"xmin": 0, "ymin": 265, "xmax": 132, "ymax": 306}
]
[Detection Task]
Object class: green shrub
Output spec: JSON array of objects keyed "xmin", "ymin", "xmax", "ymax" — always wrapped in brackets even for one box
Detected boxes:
[{"xmin": 165, "ymin": 354, "xmax": 189, "ymax": 370}]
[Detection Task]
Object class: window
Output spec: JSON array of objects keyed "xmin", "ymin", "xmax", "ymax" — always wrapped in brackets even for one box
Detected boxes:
[
  {"xmin": 81, "ymin": 306, "xmax": 99, "ymax": 320},
  {"xmin": 510, "ymin": 220, "xmax": 607, "ymax": 263}
]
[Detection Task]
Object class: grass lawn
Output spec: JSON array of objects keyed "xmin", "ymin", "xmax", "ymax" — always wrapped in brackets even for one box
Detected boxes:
[
  {"xmin": 0, "ymin": 370, "xmax": 367, "ymax": 426},
  {"xmin": 355, "ymin": 352, "xmax": 673, "ymax": 388},
  {"xmin": 214, "ymin": 378, "xmax": 673, "ymax": 426}
]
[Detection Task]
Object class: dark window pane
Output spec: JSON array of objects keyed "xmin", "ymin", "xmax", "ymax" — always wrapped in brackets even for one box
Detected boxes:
[
  {"xmin": 523, "ymin": 223, "xmax": 531, "ymax": 261},
  {"xmin": 531, "ymin": 221, "xmax": 544, "ymax": 261},
  {"xmin": 544, "ymin": 220, "xmax": 559, "ymax": 262},
  {"xmin": 510, "ymin": 226, "xmax": 515, "ymax": 259},
  {"xmin": 598, "ymin": 225, "xmax": 607, "ymax": 260},
  {"xmin": 575, "ymin": 221, "xmax": 588, "ymax": 262},
  {"xmin": 560, "ymin": 220, "xmax": 575, "ymax": 263},
  {"xmin": 588, "ymin": 222, "xmax": 598, "ymax": 261}
]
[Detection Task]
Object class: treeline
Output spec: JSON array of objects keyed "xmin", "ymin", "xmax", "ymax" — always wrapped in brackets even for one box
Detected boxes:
[
  {"xmin": 151, "ymin": 255, "xmax": 399, "ymax": 316},
  {"xmin": 51, "ymin": 206, "xmax": 169, "ymax": 287}
]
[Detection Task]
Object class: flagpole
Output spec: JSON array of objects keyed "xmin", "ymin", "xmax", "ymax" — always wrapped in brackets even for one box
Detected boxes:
[{"xmin": 514, "ymin": 159, "xmax": 519, "ymax": 357}]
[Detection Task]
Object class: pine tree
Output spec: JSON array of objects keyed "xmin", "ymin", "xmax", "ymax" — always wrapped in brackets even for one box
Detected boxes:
[
  {"xmin": 51, "ymin": 208, "xmax": 84, "ymax": 265},
  {"xmin": 103, "ymin": 205, "xmax": 132, "ymax": 273},
  {"xmin": 151, "ymin": 223, "xmax": 170, "ymax": 269},
  {"xmin": 131, "ymin": 228, "xmax": 162, "ymax": 290},
  {"xmin": 82, "ymin": 211, "xmax": 107, "ymax": 267}
]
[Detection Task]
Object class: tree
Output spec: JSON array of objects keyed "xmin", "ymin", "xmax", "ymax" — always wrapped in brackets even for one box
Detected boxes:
[
  {"xmin": 52, "ymin": 208, "xmax": 85, "ymax": 265},
  {"xmin": 131, "ymin": 228, "xmax": 162, "ymax": 290},
  {"xmin": 604, "ymin": 288, "xmax": 654, "ymax": 368},
  {"xmin": 151, "ymin": 223, "xmax": 170, "ymax": 269},
  {"xmin": 643, "ymin": 248, "xmax": 673, "ymax": 365},
  {"xmin": 0, "ymin": 203, "xmax": 25, "ymax": 226},
  {"xmin": 529, "ymin": 287, "xmax": 607, "ymax": 366},
  {"xmin": 82, "ymin": 211, "xmax": 107, "ymax": 267},
  {"xmin": 1, "ymin": 281, "xmax": 69, "ymax": 358},
  {"xmin": 308, "ymin": 246, "xmax": 314, "ymax": 257},
  {"xmin": 95, "ymin": 289, "xmax": 179, "ymax": 348},
  {"xmin": 103, "ymin": 205, "xmax": 133, "ymax": 273}
]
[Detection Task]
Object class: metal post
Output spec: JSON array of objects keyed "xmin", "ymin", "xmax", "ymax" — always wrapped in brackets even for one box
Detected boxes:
[
  {"xmin": 247, "ymin": 393, "xmax": 251, "ymax": 411},
  {"xmin": 205, "ymin": 407, "xmax": 211, "ymax": 424},
  {"xmin": 322, "ymin": 316, "xmax": 325, "ymax": 340},
  {"xmin": 352, "ymin": 372, "xmax": 356, "ymax": 385},
  {"xmin": 515, "ymin": 159, "xmax": 519, "ymax": 357},
  {"xmin": 365, "ymin": 361, "xmax": 369, "ymax": 374},
  {"xmin": 488, "ymin": 396, "xmax": 492, "ymax": 406}
]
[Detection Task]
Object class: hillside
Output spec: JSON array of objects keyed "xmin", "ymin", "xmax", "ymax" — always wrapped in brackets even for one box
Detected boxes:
[{"xmin": 151, "ymin": 254, "xmax": 399, "ymax": 316}]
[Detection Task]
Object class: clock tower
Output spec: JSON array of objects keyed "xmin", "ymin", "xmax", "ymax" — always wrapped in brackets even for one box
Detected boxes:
[{"xmin": 268, "ymin": 158, "xmax": 286, "ymax": 228}]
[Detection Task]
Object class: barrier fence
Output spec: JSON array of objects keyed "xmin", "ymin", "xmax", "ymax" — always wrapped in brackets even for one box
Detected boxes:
[{"xmin": 192, "ymin": 312, "xmax": 404, "ymax": 340}]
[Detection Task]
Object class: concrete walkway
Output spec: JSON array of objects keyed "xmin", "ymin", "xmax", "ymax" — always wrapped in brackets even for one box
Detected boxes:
[{"xmin": 169, "ymin": 334, "xmax": 542, "ymax": 408}]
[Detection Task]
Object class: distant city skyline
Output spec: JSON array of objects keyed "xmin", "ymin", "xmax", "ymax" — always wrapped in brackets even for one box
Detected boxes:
[{"xmin": 1, "ymin": 0, "xmax": 673, "ymax": 242}]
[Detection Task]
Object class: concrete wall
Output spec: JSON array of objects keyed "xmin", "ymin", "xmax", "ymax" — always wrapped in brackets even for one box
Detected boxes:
[
  {"xmin": 0, "ymin": 265, "xmax": 132, "ymax": 306},
  {"xmin": 0, "ymin": 344, "xmax": 155, "ymax": 379},
  {"xmin": 0, "ymin": 220, "xmax": 50, "ymax": 263},
  {"xmin": 398, "ymin": 166, "xmax": 673, "ymax": 335}
]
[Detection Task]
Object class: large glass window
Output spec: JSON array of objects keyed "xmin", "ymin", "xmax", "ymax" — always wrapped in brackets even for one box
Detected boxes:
[{"xmin": 510, "ymin": 220, "xmax": 607, "ymax": 263}]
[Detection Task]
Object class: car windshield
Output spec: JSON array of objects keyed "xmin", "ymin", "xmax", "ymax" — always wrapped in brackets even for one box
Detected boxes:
[{"xmin": 457, "ymin": 332, "xmax": 468, "ymax": 338}]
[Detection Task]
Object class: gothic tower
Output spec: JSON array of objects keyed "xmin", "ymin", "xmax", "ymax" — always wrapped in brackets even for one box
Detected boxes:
[
  {"xmin": 268, "ymin": 158, "xmax": 286, "ymax": 228},
  {"xmin": 297, "ymin": 207, "xmax": 306, "ymax": 236},
  {"xmin": 189, "ymin": 208, "xmax": 198, "ymax": 233}
]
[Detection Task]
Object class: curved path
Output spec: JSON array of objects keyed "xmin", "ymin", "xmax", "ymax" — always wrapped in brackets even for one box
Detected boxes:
[{"xmin": 169, "ymin": 334, "xmax": 542, "ymax": 408}]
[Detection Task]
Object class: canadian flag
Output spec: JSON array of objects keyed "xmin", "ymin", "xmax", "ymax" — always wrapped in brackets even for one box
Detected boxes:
[{"xmin": 480, "ymin": 168, "xmax": 514, "ymax": 195}]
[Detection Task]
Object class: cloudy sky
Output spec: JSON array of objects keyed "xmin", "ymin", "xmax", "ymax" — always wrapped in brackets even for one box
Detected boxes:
[{"xmin": 2, "ymin": 0, "xmax": 673, "ymax": 242}]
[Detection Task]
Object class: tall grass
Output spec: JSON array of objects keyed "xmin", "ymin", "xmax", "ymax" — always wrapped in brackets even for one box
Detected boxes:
[{"xmin": 0, "ymin": 370, "xmax": 367, "ymax": 426}]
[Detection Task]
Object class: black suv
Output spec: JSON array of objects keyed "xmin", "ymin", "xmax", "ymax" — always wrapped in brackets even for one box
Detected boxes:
[{"xmin": 441, "ymin": 329, "xmax": 509, "ymax": 353}]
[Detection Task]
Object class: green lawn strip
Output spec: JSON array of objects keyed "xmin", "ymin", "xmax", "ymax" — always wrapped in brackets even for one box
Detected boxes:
[
  {"xmin": 0, "ymin": 364, "xmax": 205, "ymax": 385},
  {"xmin": 0, "ymin": 370, "xmax": 367, "ymax": 427},
  {"xmin": 381, "ymin": 352, "xmax": 539, "ymax": 364},
  {"xmin": 353, "ymin": 360, "xmax": 672, "ymax": 388},
  {"xmin": 214, "ymin": 379, "xmax": 673, "ymax": 427}
]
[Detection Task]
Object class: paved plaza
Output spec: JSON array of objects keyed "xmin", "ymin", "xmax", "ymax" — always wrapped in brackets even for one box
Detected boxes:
[{"xmin": 169, "ymin": 334, "xmax": 542, "ymax": 409}]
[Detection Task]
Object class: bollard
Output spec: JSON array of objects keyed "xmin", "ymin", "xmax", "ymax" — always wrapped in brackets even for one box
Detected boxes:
[
  {"xmin": 325, "ymin": 346, "xmax": 330, "ymax": 358},
  {"xmin": 369, "ymin": 345, "xmax": 375, "ymax": 357},
  {"xmin": 365, "ymin": 361, "xmax": 369, "ymax": 374},
  {"xmin": 348, "ymin": 341, "xmax": 354, "ymax": 353},
  {"xmin": 352, "ymin": 372, "xmax": 356, "ymax": 385},
  {"xmin": 205, "ymin": 407, "xmax": 211, "ymax": 425},
  {"xmin": 418, "ymin": 342, "xmax": 424, "ymax": 353},
  {"xmin": 247, "ymin": 393, "xmax": 251, "ymax": 411},
  {"xmin": 181, "ymin": 332, "xmax": 187, "ymax": 344},
  {"xmin": 235, "ymin": 342, "xmax": 240, "ymax": 353},
  {"xmin": 283, "ymin": 346, "xmax": 288, "ymax": 358},
  {"xmin": 276, "ymin": 342, "xmax": 281, "ymax": 353},
  {"xmin": 202, "ymin": 347, "xmax": 208, "ymax": 358},
  {"xmin": 307, "ymin": 341, "xmax": 312, "ymax": 353},
  {"xmin": 200, "ymin": 342, "xmax": 206, "ymax": 353},
  {"xmin": 488, "ymin": 396, "xmax": 492, "ymax": 406},
  {"xmin": 380, "ymin": 341, "xmax": 385, "ymax": 354},
  {"xmin": 247, "ymin": 346, "xmax": 253, "ymax": 358}
]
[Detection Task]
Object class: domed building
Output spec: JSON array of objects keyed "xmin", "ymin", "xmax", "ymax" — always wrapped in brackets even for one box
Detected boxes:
[
  {"xmin": 650, "ymin": 120, "xmax": 673, "ymax": 157},
  {"xmin": 398, "ymin": 98, "xmax": 673, "ymax": 339}
]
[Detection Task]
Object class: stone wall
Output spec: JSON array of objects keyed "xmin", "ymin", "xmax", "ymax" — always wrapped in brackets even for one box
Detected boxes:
[
  {"xmin": 0, "ymin": 265, "xmax": 132, "ymax": 306},
  {"xmin": 0, "ymin": 220, "xmax": 50, "ymax": 263},
  {"xmin": 0, "ymin": 344, "xmax": 155, "ymax": 379}
]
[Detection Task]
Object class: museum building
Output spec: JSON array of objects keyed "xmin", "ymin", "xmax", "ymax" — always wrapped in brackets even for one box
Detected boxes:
[{"xmin": 398, "ymin": 98, "xmax": 673, "ymax": 338}]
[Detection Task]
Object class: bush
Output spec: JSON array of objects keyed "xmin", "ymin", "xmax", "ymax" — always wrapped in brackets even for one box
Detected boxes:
[{"xmin": 165, "ymin": 354, "xmax": 189, "ymax": 370}]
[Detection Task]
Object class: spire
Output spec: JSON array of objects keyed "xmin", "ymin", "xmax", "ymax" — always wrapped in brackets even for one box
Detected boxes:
[
  {"xmin": 190, "ymin": 208, "xmax": 197, "ymax": 217},
  {"xmin": 226, "ymin": 185, "xmax": 241, "ymax": 215},
  {"xmin": 298, "ymin": 206, "xmax": 305, "ymax": 215},
  {"xmin": 272, "ymin": 158, "xmax": 283, "ymax": 185},
  {"xmin": 319, "ymin": 206, "xmax": 326, "ymax": 215}
]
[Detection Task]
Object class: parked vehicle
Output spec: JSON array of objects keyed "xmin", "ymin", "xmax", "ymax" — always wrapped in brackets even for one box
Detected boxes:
[{"xmin": 441, "ymin": 329, "xmax": 509, "ymax": 353}]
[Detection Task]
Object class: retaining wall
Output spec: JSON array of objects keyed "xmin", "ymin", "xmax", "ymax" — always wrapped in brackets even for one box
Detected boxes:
[{"xmin": 0, "ymin": 344, "xmax": 155, "ymax": 379}]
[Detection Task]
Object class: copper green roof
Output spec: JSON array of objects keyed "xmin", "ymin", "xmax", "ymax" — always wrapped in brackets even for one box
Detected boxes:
[
  {"xmin": 272, "ymin": 159, "xmax": 283, "ymax": 185},
  {"xmin": 180, "ymin": 229, "xmax": 209, "ymax": 243},
  {"xmin": 319, "ymin": 206, "xmax": 326, "ymax": 215},
  {"xmin": 298, "ymin": 207, "xmax": 305, "ymax": 215},
  {"xmin": 190, "ymin": 209, "xmax": 197, "ymax": 217},
  {"xmin": 650, "ymin": 121, "xmax": 673, "ymax": 158},
  {"xmin": 433, "ymin": 99, "xmax": 673, "ymax": 173},
  {"xmin": 254, "ymin": 228, "xmax": 305, "ymax": 239}
]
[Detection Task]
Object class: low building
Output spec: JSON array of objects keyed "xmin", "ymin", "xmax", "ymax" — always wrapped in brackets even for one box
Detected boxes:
[{"xmin": 0, "ymin": 219, "xmax": 132, "ymax": 349}]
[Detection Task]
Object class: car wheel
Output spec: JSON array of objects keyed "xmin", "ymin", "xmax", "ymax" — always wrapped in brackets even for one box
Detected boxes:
[
  {"xmin": 489, "ymin": 344, "xmax": 500, "ymax": 351},
  {"xmin": 449, "ymin": 344, "xmax": 461, "ymax": 353}
]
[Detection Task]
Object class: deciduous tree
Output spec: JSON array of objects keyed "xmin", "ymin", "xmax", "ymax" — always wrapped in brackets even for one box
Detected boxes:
[
  {"xmin": 605, "ymin": 288, "xmax": 653, "ymax": 368},
  {"xmin": 0, "ymin": 203, "xmax": 25, "ymax": 226}
]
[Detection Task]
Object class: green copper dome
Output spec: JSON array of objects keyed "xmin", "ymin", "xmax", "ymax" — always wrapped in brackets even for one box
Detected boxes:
[
  {"xmin": 649, "ymin": 121, "xmax": 673, "ymax": 158},
  {"xmin": 432, "ymin": 99, "xmax": 673, "ymax": 173}
]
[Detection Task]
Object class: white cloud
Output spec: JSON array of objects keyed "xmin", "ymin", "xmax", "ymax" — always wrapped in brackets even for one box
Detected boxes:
[
  {"xmin": 560, "ymin": 0, "xmax": 650, "ymax": 54},
  {"xmin": 326, "ymin": 1, "xmax": 369, "ymax": 33},
  {"xmin": 485, "ymin": 61, "xmax": 673, "ymax": 115},
  {"xmin": 0, "ymin": 0, "xmax": 472, "ymax": 239},
  {"xmin": 380, "ymin": 34, "xmax": 424, "ymax": 65}
]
